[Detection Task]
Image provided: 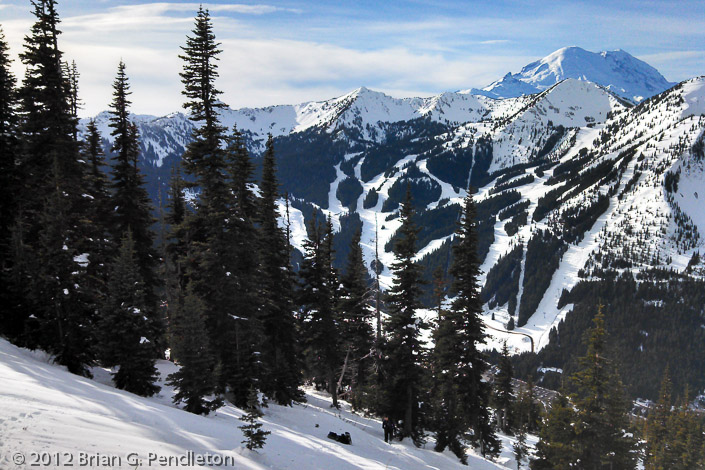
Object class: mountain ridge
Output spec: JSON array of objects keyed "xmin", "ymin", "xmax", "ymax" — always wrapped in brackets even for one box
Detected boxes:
[{"xmin": 77, "ymin": 56, "xmax": 704, "ymax": 376}]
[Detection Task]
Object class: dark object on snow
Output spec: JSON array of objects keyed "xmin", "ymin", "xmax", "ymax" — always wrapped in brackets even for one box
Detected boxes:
[
  {"xmin": 382, "ymin": 417, "xmax": 396, "ymax": 443},
  {"xmin": 327, "ymin": 431, "xmax": 352, "ymax": 445}
]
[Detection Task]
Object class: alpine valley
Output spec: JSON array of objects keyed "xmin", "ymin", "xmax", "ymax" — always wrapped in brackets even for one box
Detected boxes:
[{"xmin": 81, "ymin": 46, "xmax": 705, "ymax": 402}]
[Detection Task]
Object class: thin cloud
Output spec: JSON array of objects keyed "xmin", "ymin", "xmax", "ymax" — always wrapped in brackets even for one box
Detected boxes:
[{"xmin": 480, "ymin": 40, "xmax": 511, "ymax": 45}]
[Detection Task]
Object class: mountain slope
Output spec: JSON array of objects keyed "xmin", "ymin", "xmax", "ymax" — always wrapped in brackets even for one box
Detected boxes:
[{"xmin": 77, "ymin": 57, "xmax": 704, "ymax": 397}]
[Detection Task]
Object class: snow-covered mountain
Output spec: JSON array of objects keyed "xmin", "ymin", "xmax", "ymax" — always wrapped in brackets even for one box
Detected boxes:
[
  {"xmin": 469, "ymin": 46, "xmax": 675, "ymax": 103},
  {"xmin": 79, "ymin": 50, "xmax": 704, "ymax": 387}
]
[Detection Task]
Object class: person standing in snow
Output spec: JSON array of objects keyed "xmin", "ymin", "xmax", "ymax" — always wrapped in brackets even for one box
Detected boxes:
[{"xmin": 382, "ymin": 417, "xmax": 395, "ymax": 443}]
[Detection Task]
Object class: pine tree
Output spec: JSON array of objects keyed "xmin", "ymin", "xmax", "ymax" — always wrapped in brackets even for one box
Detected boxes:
[
  {"xmin": 178, "ymin": 7, "xmax": 245, "ymax": 397},
  {"xmin": 33, "ymin": 165, "xmax": 94, "ymax": 376},
  {"xmin": 0, "ymin": 26, "xmax": 19, "ymax": 253},
  {"xmin": 12, "ymin": 1, "xmax": 94, "ymax": 373},
  {"xmin": 514, "ymin": 376, "xmax": 541, "ymax": 433},
  {"xmin": 644, "ymin": 367, "xmax": 674, "ymax": 470},
  {"xmin": 0, "ymin": 27, "xmax": 22, "ymax": 340},
  {"xmin": 239, "ymin": 386, "xmax": 271, "ymax": 451},
  {"xmin": 495, "ymin": 341, "xmax": 515, "ymax": 434},
  {"xmin": 299, "ymin": 215, "xmax": 340, "ymax": 408},
  {"xmin": 98, "ymin": 231, "xmax": 160, "ymax": 396},
  {"xmin": 531, "ymin": 393, "xmax": 579, "ymax": 470},
  {"xmin": 570, "ymin": 307, "xmax": 637, "ymax": 470},
  {"xmin": 383, "ymin": 186, "xmax": 426, "ymax": 445},
  {"xmin": 223, "ymin": 126, "xmax": 262, "ymax": 407},
  {"xmin": 178, "ymin": 6, "xmax": 225, "ymax": 176},
  {"xmin": 514, "ymin": 424, "xmax": 529, "ymax": 469},
  {"xmin": 337, "ymin": 228, "xmax": 374, "ymax": 410},
  {"xmin": 166, "ymin": 281, "xmax": 222, "ymax": 414},
  {"xmin": 433, "ymin": 193, "xmax": 499, "ymax": 459},
  {"xmin": 256, "ymin": 135, "xmax": 302, "ymax": 405},
  {"xmin": 18, "ymin": 0, "xmax": 80, "ymax": 211},
  {"xmin": 78, "ymin": 120, "xmax": 114, "ymax": 311},
  {"xmin": 107, "ymin": 61, "xmax": 161, "ymax": 346}
]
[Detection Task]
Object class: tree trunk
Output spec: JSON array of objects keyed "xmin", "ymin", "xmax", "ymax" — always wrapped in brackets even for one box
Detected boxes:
[{"xmin": 404, "ymin": 383, "xmax": 413, "ymax": 438}]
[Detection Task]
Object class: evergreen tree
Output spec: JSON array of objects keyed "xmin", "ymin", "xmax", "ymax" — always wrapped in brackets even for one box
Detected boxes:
[
  {"xmin": 495, "ymin": 341, "xmax": 515, "ymax": 434},
  {"xmin": 433, "ymin": 193, "xmax": 499, "ymax": 459},
  {"xmin": 178, "ymin": 7, "xmax": 245, "ymax": 397},
  {"xmin": 18, "ymin": 0, "xmax": 80, "ymax": 211},
  {"xmin": 531, "ymin": 393, "xmax": 579, "ymax": 470},
  {"xmin": 0, "ymin": 26, "xmax": 18, "ymax": 255},
  {"xmin": 382, "ymin": 186, "xmax": 426, "ymax": 445},
  {"xmin": 337, "ymin": 228, "xmax": 374, "ymax": 410},
  {"xmin": 0, "ymin": 27, "xmax": 22, "ymax": 340},
  {"xmin": 644, "ymin": 367, "xmax": 674, "ymax": 470},
  {"xmin": 514, "ymin": 424, "xmax": 529, "ymax": 469},
  {"xmin": 645, "ymin": 375, "xmax": 705, "ymax": 470},
  {"xmin": 223, "ymin": 126, "xmax": 262, "ymax": 407},
  {"xmin": 107, "ymin": 61, "xmax": 161, "ymax": 345},
  {"xmin": 239, "ymin": 386, "xmax": 271, "ymax": 451},
  {"xmin": 299, "ymin": 215, "xmax": 340, "ymax": 408},
  {"xmin": 11, "ymin": 1, "xmax": 95, "ymax": 374},
  {"xmin": 98, "ymin": 231, "xmax": 160, "ymax": 396},
  {"xmin": 166, "ymin": 281, "xmax": 222, "ymax": 414},
  {"xmin": 256, "ymin": 135, "xmax": 302, "ymax": 405},
  {"xmin": 514, "ymin": 376, "xmax": 541, "ymax": 433},
  {"xmin": 178, "ymin": 6, "xmax": 225, "ymax": 177},
  {"xmin": 570, "ymin": 308, "xmax": 637, "ymax": 470},
  {"xmin": 78, "ymin": 120, "xmax": 114, "ymax": 309},
  {"xmin": 33, "ymin": 166, "xmax": 94, "ymax": 376}
]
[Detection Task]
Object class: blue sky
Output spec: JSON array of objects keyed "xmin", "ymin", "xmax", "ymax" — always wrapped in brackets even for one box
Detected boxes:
[{"xmin": 1, "ymin": 0, "xmax": 703, "ymax": 116}]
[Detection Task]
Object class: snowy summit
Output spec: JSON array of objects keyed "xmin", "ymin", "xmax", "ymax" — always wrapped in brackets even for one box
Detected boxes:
[{"xmin": 469, "ymin": 46, "xmax": 676, "ymax": 103}]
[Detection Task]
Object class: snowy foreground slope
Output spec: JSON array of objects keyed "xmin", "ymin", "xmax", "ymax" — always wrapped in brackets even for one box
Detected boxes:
[{"xmin": 0, "ymin": 338, "xmax": 532, "ymax": 470}]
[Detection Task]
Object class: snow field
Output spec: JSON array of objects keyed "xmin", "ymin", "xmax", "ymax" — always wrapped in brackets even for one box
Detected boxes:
[{"xmin": 0, "ymin": 338, "xmax": 532, "ymax": 470}]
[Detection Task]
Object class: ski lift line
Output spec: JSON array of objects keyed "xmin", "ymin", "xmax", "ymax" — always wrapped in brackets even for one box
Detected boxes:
[{"xmin": 484, "ymin": 322, "xmax": 535, "ymax": 353}]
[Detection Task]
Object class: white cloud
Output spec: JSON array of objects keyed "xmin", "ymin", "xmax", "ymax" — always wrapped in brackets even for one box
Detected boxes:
[
  {"xmin": 2, "ymin": 1, "xmax": 703, "ymax": 117},
  {"xmin": 480, "ymin": 40, "xmax": 511, "ymax": 45}
]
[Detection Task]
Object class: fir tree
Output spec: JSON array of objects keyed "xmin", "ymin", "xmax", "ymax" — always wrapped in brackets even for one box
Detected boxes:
[
  {"xmin": 166, "ymin": 281, "xmax": 222, "ymax": 414},
  {"xmin": 495, "ymin": 341, "xmax": 515, "ymax": 434},
  {"xmin": 644, "ymin": 367, "xmax": 674, "ymax": 470},
  {"xmin": 223, "ymin": 126, "xmax": 262, "ymax": 407},
  {"xmin": 98, "ymin": 231, "xmax": 160, "ymax": 396},
  {"xmin": 12, "ymin": 1, "xmax": 94, "ymax": 373},
  {"xmin": 0, "ymin": 26, "xmax": 19, "ymax": 254},
  {"xmin": 256, "ymin": 135, "xmax": 302, "ymax": 405},
  {"xmin": 383, "ymin": 186, "xmax": 426, "ymax": 445},
  {"xmin": 33, "ymin": 166, "xmax": 94, "ymax": 376},
  {"xmin": 107, "ymin": 61, "xmax": 161, "ymax": 346},
  {"xmin": 570, "ymin": 307, "xmax": 637, "ymax": 470},
  {"xmin": 531, "ymin": 393, "xmax": 579, "ymax": 470},
  {"xmin": 0, "ymin": 27, "xmax": 21, "ymax": 339},
  {"xmin": 514, "ymin": 376, "xmax": 541, "ymax": 433},
  {"xmin": 78, "ymin": 120, "xmax": 114, "ymax": 309},
  {"xmin": 299, "ymin": 215, "xmax": 340, "ymax": 408},
  {"xmin": 433, "ymin": 193, "xmax": 499, "ymax": 459},
  {"xmin": 178, "ymin": 7, "xmax": 243, "ymax": 397},
  {"xmin": 337, "ymin": 228, "xmax": 374, "ymax": 410},
  {"xmin": 18, "ymin": 0, "xmax": 80, "ymax": 210},
  {"xmin": 239, "ymin": 386, "xmax": 271, "ymax": 451},
  {"xmin": 514, "ymin": 424, "xmax": 529, "ymax": 469}
]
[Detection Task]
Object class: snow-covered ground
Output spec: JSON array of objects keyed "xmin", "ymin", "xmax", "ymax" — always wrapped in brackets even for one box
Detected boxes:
[{"xmin": 0, "ymin": 338, "xmax": 535, "ymax": 470}]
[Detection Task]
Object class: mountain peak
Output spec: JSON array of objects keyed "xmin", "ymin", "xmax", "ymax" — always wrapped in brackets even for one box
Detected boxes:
[{"xmin": 482, "ymin": 46, "xmax": 675, "ymax": 103}]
